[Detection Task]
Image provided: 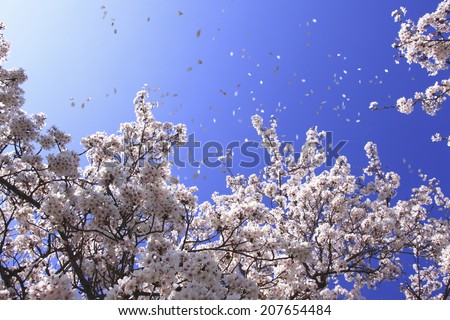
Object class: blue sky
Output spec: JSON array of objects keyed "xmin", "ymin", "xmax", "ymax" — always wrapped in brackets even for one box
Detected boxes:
[{"xmin": 1, "ymin": 0, "xmax": 449, "ymax": 298}]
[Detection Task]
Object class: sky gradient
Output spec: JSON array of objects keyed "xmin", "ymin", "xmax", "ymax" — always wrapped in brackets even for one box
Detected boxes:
[{"xmin": 1, "ymin": 0, "xmax": 449, "ymax": 299}]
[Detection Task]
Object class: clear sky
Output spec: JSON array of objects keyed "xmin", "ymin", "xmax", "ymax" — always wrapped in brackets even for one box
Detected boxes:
[{"xmin": 1, "ymin": 0, "xmax": 449, "ymax": 299}]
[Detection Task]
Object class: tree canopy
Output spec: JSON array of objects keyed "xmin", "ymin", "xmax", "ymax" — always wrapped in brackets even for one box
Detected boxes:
[{"xmin": 1, "ymin": 2, "xmax": 450, "ymax": 300}]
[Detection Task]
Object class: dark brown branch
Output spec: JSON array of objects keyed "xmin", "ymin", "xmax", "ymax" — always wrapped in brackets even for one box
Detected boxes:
[{"xmin": 0, "ymin": 176, "xmax": 41, "ymax": 209}]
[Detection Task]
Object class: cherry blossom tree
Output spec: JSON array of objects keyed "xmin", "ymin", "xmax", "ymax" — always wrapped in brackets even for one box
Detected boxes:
[
  {"xmin": 0, "ymin": 22, "xmax": 253, "ymax": 300},
  {"xmin": 186, "ymin": 115, "xmax": 450, "ymax": 299},
  {"xmin": 374, "ymin": 1, "xmax": 450, "ymax": 146},
  {"xmin": 1, "ymin": 21, "xmax": 450, "ymax": 300}
]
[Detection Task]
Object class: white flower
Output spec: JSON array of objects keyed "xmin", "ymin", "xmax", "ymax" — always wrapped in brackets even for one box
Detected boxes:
[
  {"xmin": 431, "ymin": 133, "xmax": 443, "ymax": 142},
  {"xmin": 396, "ymin": 97, "xmax": 414, "ymax": 114},
  {"xmin": 369, "ymin": 101, "xmax": 378, "ymax": 110},
  {"xmin": 47, "ymin": 150, "xmax": 80, "ymax": 178}
]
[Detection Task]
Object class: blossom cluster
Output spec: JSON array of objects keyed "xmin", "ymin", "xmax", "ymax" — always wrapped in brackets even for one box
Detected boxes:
[
  {"xmin": 393, "ymin": 0, "xmax": 450, "ymax": 75},
  {"xmin": 388, "ymin": 1, "xmax": 450, "ymax": 145},
  {"xmin": 0, "ymin": 22, "xmax": 10, "ymax": 63}
]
